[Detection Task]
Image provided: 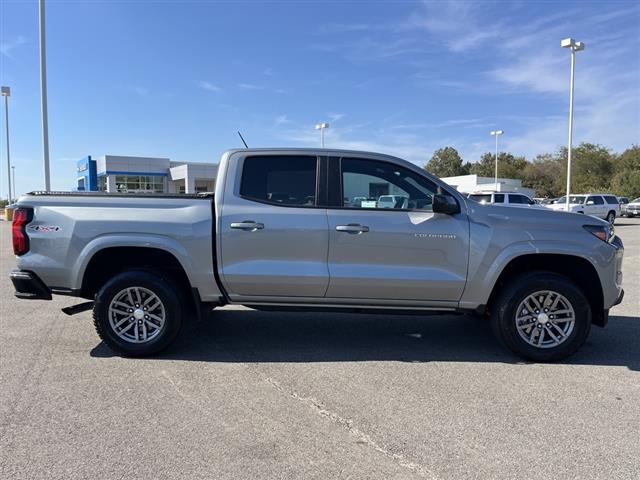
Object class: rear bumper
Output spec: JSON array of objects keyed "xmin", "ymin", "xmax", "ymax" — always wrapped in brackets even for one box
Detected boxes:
[{"xmin": 10, "ymin": 270, "xmax": 52, "ymax": 300}]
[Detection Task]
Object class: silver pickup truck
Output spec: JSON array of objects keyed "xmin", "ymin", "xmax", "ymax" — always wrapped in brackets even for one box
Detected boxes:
[{"xmin": 10, "ymin": 148, "xmax": 624, "ymax": 361}]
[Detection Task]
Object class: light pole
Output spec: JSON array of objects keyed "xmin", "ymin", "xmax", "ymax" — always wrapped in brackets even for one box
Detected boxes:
[
  {"xmin": 11, "ymin": 166, "xmax": 16, "ymax": 201},
  {"xmin": 561, "ymin": 37, "xmax": 585, "ymax": 212},
  {"xmin": 39, "ymin": 0, "xmax": 51, "ymax": 191},
  {"xmin": 490, "ymin": 130, "xmax": 504, "ymax": 188},
  {"xmin": 315, "ymin": 123, "xmax": 330, "ymax": 148},
  {"xmin": 1, "ymin": 86, "xmax": 11, "ymax": 202}
]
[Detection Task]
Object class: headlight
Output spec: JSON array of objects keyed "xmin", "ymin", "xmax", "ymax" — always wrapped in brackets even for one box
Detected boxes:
[{"xmin": 583, "ymin": 224, "xmax": 614, "ymax": 243}]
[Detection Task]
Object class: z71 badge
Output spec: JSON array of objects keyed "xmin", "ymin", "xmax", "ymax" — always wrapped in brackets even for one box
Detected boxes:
[{"xmin": 27, "ymin": 225, "xmax": 61, "ymax": 233}]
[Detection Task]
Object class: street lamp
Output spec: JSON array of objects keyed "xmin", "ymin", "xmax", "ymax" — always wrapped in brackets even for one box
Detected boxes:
[
  {"xmin": 11, "ymin": 165, "xmax": 16, "ymax": 201},
  {"xmin": 490, "ymin": 130, "xmax": 504, "ymax": 187},
  {"xmin": 561, "ymin": 37, "xmax": 585, "ymax": 212},
  {"xmin": 315, "ymin": 122, "xmax": 330, "ymax": 148},
  {"xmin": 1, "ymin": 86, "xmax": 11, "ymax": 202},
  {"xmin": 39, "ymin": 0, "xmax": 51, "ymax": 191}
]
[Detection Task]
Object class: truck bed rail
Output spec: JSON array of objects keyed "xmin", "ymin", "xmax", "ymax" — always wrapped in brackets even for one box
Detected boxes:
[{"xmin": 25, "ymin": 191, "xmax": 214, "ymax": 199}]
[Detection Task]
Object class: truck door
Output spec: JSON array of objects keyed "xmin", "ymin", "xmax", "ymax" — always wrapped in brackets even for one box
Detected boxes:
[
  {"xmin": 325, "ymin": 156, "xmax": 469, "ymax": 303},
  {"xmin": 218, "ymin": 154, "xmax": 329, "ymax": 300}
]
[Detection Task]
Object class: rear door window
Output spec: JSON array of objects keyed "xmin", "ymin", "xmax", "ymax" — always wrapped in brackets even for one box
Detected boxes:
[
  {"xmin": 493, "ymin": 194, "xmax": 505, "ymax": 203},
  {"xmin": 508, "ymin": 194, "xmax": 526, "ymax": 204},
  {"xmin": 587, "ymin": 196, "xmax": 604, "ymax": 205},
  {"xmin": 240, "ymin": 156, "xmax": 318, "ymax": 206},
  {"xmin": 604, "ymin": 195, "xmax": 619, "ymax": 205}
]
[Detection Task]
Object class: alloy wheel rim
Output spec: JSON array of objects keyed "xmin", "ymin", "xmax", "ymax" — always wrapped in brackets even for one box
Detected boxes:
[
  {"xmin": 108, "ymin": 287, "xmax": 165, "ymax": 343},
  {"xmin": 515, "ymin": 290, "xmax": 575, "ymax": 349}
]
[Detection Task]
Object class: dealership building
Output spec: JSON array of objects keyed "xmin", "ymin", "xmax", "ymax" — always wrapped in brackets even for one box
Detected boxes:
[{"xmin": 77, "ymin": 155, "xmax": 218, "ymax": 194}]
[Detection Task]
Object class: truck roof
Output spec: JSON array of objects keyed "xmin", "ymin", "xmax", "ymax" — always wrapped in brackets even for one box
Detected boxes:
[{"xmin": 224, "ymin": 147, "xmax": 405, "ymax": 161}]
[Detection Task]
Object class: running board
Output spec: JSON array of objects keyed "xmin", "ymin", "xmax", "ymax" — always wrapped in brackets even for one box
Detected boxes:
[{"xmin": 61, "ymin": 301, "xmax": 94, "ymax": 316}]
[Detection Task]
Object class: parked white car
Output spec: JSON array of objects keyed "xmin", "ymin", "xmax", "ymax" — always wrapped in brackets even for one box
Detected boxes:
[
  {"xmin": 468, "ymin": 192, "xmax": 543, "ymax": 209},
  {"xmin": 622, "ymin": 197, "xmax": 640, "ymax": 217},
  {"xmin": 545, "ymin": 194, "xmax": 620, "ymax": 224}
]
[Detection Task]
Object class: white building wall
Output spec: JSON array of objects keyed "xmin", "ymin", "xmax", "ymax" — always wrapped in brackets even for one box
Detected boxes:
[
  {"xmin": 441, "ymin": 174, "xmax": 535, "ymax": 198},
  {"xmin": 169, "ymin": 163, "xmax": 218, "ymax": 193},
  {"xmin": 103, "ymin": 155, "xmax": 170, "ymax": 174}
]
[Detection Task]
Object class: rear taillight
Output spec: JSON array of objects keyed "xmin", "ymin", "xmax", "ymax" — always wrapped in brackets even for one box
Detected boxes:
[{"xmin": 12, "ymin": 208, "xmax": 33, "ymax": 255}]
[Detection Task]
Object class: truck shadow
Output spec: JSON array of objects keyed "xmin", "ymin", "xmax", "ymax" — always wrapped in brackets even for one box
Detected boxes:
[{"xmin": 91, "ymin": 310, "xmax": 640, "ymax": 370}]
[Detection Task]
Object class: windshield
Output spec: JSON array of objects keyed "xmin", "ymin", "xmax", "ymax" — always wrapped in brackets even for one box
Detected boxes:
[
  {"xmin": 633, "ymin": 198, "xmax": 640, "ymax": 203},
  {"xmin": 556, "ymin": 195, "xmax": 586, "ymax": 204},
  {"xmin": 469, "ymin": 194, "xmax": 492, "ymax": 204}
]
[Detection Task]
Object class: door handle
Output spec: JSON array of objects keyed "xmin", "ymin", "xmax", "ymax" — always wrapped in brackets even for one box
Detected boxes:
[
  {"xmin": 336, "ymin": 223, "xmax": 369, "ymax": 234},
  {"xmin": 230, "ymin": 221, "xmax": 264, "ymax": 231}
]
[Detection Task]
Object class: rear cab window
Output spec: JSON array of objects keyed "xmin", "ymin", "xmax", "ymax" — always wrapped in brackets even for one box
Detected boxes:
[{"xmin": 240, "ymin": 155, "xmax": 318, "ymax": 207}]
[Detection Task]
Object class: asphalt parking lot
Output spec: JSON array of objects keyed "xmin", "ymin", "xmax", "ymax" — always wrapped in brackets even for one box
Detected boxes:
[{"xmin": 1, "ymin": 218, "xmax": 639, "ymax": 480}]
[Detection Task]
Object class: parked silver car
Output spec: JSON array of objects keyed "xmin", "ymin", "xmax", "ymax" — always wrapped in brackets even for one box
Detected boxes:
[{"xmin": 622, "ymin": 197, "xmax": 640, "ymax": 217}]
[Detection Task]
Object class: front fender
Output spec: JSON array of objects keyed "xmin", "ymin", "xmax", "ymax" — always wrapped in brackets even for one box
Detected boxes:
[{"xmin": 459, "ymin": 239, "xmax": 607, "ymax": 310}]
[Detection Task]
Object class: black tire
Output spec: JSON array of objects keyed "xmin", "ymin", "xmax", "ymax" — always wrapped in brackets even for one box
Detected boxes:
[
  {"xmin": 93, "ymin": 269, "xmax": 183, "ymax": 357},
  {"xmin": 490, "ymin": 271, "xmax": 591, "ymax": 362},
  {"xmin": 606, "ymin": 211, "xmax": 616, "ymax": 225}
]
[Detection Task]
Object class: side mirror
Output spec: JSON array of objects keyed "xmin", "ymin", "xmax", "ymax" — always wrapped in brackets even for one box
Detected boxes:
[{"xmin": 433, "ymin": 194, "xmax": 460, "ymax": 215}]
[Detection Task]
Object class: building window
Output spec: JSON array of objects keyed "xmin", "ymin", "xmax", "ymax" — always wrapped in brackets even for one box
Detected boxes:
[
  {"xmin": 98, "ymin": 176, "xmax": 107, "ymax": 191},
  {"xmin": 113, "ymin": 175, "xmax": 165, "ymax": 193}
]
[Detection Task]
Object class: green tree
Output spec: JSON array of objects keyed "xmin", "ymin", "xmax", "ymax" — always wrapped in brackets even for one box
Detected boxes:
[
  {"xmin": 522, "ymin": 153, "xmax": 564, "ymax": 198},
  {"xmin": 610, "ymin": 145, "xmax": 640, "ymax": 198},
  {"xmin": 424, "ymin": 147, "xmax": 467, "ymax": 178},
  {"xmin": 500, "ymin": 155, "xmax": 528, "ymax": 180},
  {"xmin": 468, "ymin": 152, "xmax": 526, "ymax": 180},
  {"xmin": 559, "ymin": 143, "xmax": 614, "ymax": 193},
  {"xmin": 468, "ymin": 153, "xmax": 495, "ymax": 177}
]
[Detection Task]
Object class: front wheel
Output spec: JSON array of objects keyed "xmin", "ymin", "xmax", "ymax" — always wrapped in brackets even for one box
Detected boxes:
[
  {"xmin": 606, "ymin": 211, "xmax": 616, "ymax": 225},
  {"xmin": 491, "ymin": 272, "xmax": 591, "ymax": 362},
  {"xmin": 93, "ymin": 269, "xmax": 183, "ymax": 356}
]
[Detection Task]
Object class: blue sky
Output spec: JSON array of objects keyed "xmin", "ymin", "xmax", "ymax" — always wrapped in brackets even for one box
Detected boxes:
[{"xmin": 1, "ymin": 0, "xmax": 639, "ymax": 196}]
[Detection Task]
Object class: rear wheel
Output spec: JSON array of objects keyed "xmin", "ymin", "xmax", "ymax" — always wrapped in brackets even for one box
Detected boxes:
[
  {"xmin": 93, "ymin": 269, "xmax": 183, "ymax": 356},
  {"xmin": 491, "ymin": 272, "xmax": 591, "ymax": 362}
]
